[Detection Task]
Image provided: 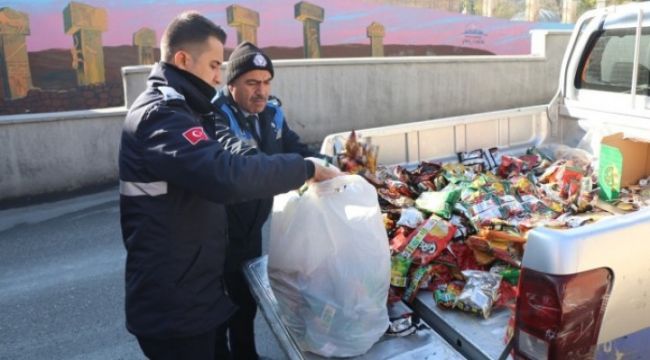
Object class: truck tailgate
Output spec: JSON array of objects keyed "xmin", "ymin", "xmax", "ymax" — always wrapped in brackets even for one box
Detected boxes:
[{"xmin": 412, "ymin": 291, "xmax": 511, "ymax": 360}]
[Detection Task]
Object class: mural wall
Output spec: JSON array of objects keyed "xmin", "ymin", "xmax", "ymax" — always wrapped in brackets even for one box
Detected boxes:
[{"xmin": 0, "ymin": 0, "xmax": 577, "ymax": 115}]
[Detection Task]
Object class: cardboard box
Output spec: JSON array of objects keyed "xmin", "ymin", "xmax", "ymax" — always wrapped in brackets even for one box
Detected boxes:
[{"xmin": 599, "ymin": 133, "xmax": 650, "ymax": 201}]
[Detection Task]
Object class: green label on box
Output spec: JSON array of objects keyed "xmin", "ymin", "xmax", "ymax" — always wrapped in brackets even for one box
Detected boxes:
[{"xmin": 599, "ymin": 144, "xmax": 623, "ymax": 201}]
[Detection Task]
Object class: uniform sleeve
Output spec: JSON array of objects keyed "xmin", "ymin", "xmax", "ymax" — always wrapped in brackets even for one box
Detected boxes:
[
  {"xmin": 138, "ymin": 105, "xmax": 310, "ymax": 204},
  {"xmin": 213, "ymin": 119, "xmax": 257, "ymax": 156}
]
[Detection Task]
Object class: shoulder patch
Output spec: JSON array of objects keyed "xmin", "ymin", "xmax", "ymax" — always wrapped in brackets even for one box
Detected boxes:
[
  {"xmin": 183, "ymin": 126, "xmax": 209, "ymax": 145},
  {"xmin": 157, "ymin": 86, "xmax": 186, "ymax": 102}
]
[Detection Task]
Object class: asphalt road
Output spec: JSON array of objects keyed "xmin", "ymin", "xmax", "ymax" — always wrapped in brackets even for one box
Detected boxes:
[{"xmin": 0, "ymin": 189, "xmax": 287, "ymax": 360}]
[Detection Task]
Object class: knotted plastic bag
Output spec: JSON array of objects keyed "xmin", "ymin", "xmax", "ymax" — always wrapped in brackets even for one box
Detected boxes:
[{"xmin": 268, "ymin": 174, "xmax": 390, "ymax": 357}]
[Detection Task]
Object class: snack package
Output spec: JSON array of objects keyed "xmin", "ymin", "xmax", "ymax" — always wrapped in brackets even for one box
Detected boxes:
[
  {"xmin": 449, "ymin": 214, "xmax": 473, "ymax": 240},
  {"xmin": 378, "ymin": 187, "xmax": 415, "ymax": 208},
  {"xmin": 396, "ymin": 207, "xmax": 425, "ymax": 229},
  {"xmin": 457, "ymin": 147, "xmax": 499, "ymax": 173},
  {"xmin": 510, "ymin": 174, "xmax": 536, "ymax": 195},
  {"xmin": 497, "ymin": 155, "xmax": 526, "ymax": 178},
  {"xmin": 454, "ymin": 270, "xmax": 502, "ymax": 319},
  {"xmin": 402, "ymin": 264, "xmax": 434, "ymax": 303},
  {"xmin": 424, "ymin": 264, "xmax": 454, "ymax": 290},
  {"xmin": 466, "ymin": 234, "xmax": 524, "ymax": 267},
  {"xmin": 449, "ymin": 242, "xmax": 485, "ymax": 271},
  {"xmin": 415, "ymin": 189, "xmax": 461, "ymax": 219},
  {"xmin": 490, "ymin": 265, "xmax": 521, "ymax": 285},
  {"xmin": 389, "ymin": 226, "xmax": 413, "ymax": 253},
  {"xmin": 494, "ymin": 280, "xmax": 518, "ymax": 308},
  {"xmin": 390, "ymin": 254, "xmax": 413, "ymax": 287},
  {"xmin": 443, "ymin": 163, "xmax": 474, "ymax": 184},
  {"xmin": 434, "ymin": 281, "xmax": 465, "ymax": 309},
  {"xmin": 336, "ymin": 130, "xmax": 381, "ymax": 176},
  {"xmin": 407, "ymin": 216, "xmax": 456, "ymax": 265}
]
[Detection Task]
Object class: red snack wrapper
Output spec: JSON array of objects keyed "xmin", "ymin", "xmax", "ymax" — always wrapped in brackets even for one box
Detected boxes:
[
  {"xmin": 389, "ymin": 227, "xmax": 414, "ymax": 254},
  {"xmin": 494, "ymin": 281, "xmax": 518, "ymax": 309},
  {"xmin": 449, "ymin": 242, "xmax": 485, "ymax": 271},
  {"xmin": 497, "ymin": 155, "xmax": 525, "ymax": 178},
  {"xmin": 408, "ymin": 216, "xmax": 456, "ymax": 265}
]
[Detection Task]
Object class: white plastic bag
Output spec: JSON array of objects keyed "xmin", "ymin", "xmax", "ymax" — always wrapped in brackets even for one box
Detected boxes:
[{"xmin": 268, "ymin": 175, "xmax": 390, "ymax": 357}]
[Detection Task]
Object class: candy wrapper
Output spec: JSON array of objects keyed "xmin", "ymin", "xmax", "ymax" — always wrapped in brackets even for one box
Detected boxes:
[{"xmin": 454, "ymin": 270, "xmax": 502, "ymax": 319}]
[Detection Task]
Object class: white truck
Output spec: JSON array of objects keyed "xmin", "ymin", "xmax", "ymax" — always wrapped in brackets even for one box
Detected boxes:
[
  {"xmin": 322, "ymin": 2, "xmax": 650, "ymax": 359},
  {"xmin": 246, "ymin": 2, "xmax": 650, "ymax": 359}
]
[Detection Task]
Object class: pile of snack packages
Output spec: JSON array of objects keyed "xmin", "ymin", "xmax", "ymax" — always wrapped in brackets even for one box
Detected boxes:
[{"xmin": 333, "ymin": 131, "xmax": 648, "ymax": 321}]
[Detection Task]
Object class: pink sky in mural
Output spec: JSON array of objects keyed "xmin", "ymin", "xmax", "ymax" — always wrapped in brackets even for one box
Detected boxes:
[{"xmin": 9, "ymin": 0, "xmax": 571, "ymax": 55}]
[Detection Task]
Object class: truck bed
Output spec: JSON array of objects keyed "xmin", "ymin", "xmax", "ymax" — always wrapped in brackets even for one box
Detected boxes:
[
  {"xmin": 320, "ymin": 105, "xmax": 549, "ymax": 167},
  {"xmin": 320, "ymin": 105, "xmax": 650, "ymax": 359}
]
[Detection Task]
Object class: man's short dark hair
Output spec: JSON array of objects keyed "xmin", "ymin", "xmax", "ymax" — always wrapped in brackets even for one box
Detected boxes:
[{"xmin": 160, "ymin": 11, "xmax": 227, "ymax": 63}]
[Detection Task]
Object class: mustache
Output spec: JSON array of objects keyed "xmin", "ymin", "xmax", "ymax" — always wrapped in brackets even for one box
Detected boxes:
[{"xmin": 251, "ymin": 96, "xmax": 266, "ymax": 102}]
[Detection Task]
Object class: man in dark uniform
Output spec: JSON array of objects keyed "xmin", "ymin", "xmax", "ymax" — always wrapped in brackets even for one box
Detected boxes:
[
  {"xmin": 118, "ymin": 12, "xmax": 339, "ymax": 360},
  {"xmin": 211, "ymin": 42, "xmax": 325, "ymax": 359}
]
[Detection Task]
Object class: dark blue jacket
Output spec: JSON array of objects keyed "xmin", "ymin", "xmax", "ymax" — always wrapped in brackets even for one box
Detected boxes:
[
  {"xmin": 212, "ymin": 87, "xmax": 316, "ymax": 272},
  {"xmin": 119, "ymin": 62, "xmax": 312, "ymax": 339}
]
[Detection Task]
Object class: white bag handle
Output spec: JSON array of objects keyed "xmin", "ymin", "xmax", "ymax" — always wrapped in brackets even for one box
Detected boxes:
[{"xmin": 307, "ymin": 174, "xmax": 368, "ymax": 197}]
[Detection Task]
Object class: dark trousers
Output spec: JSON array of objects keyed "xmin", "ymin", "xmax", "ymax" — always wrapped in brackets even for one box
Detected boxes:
[
  {"xmin": 214, "ymin": 269, "xmax": 259, "ymax": 360},
  {"xmin": 137, "ymin": 327, "xmax": 222, "ymax": 360}
]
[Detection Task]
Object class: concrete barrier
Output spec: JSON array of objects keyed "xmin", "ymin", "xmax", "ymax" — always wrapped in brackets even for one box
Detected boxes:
[
  {"xmin": 0, "ymin": 30, "xmax": 571, "ymax": 202},
  {"xmin": 0, "ymin": 108, "xmax": 126, "ymax": 202},
  {"xmin": 124, "ymin": 30, "xmax": 570, "ymax": 143}
]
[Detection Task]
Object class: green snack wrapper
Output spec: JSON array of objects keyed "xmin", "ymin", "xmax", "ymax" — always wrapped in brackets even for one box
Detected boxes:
[
  {"xmin": 402, "ymin": 264, "xmax": 433, "ymax": 303},
  {"xmin": 415, "ymin": 189, "xmax": 461, "ymax": 219},
  {"xmin": 390, "ymin": 254, "xmax": 412, "ymax": 287},
  {"xmin": 434, "ymin": 282, "xmax": 464, "ymax": 309}
]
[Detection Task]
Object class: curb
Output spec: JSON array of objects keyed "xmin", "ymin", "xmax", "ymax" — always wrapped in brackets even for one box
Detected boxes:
[{"xmin": 0, "ymin": 187, "xmax": 119, "ymax": 233}]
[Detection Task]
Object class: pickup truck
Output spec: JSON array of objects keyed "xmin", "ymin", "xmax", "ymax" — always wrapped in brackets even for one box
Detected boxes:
[
  {"xmin": 320, "ymin": 2, "xmax": 650, "ymax": 359},
  {"xmin": 245, "ymin": 2, "xmax": 650, "ymax": 359}
]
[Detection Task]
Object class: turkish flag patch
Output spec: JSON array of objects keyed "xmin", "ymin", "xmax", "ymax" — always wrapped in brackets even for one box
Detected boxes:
[{"xmin": 182, "ymin": 126, "xmax": 209, "ymax": 145}]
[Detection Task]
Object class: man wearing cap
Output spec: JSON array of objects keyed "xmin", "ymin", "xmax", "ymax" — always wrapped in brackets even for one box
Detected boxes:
[{"xmin": 211, "ymin": 42, "xmax": 322, "ymax": 359}]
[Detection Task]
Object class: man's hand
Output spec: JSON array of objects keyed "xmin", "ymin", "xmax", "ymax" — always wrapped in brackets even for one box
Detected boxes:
[{"xmin": 306, "ymin": 157, "xmax": 342, "ymax": 182}]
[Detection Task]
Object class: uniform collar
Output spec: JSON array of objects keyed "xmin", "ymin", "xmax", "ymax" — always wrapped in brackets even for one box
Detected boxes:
[{"xmin": 148, "ymin": 62, "xmax": 217, "ymax": 114}]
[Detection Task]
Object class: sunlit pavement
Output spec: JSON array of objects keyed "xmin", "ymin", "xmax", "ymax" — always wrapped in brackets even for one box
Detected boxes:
[{"xmin": 0, "ymin": 189, "xmax": 287, "ymax": 360}]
